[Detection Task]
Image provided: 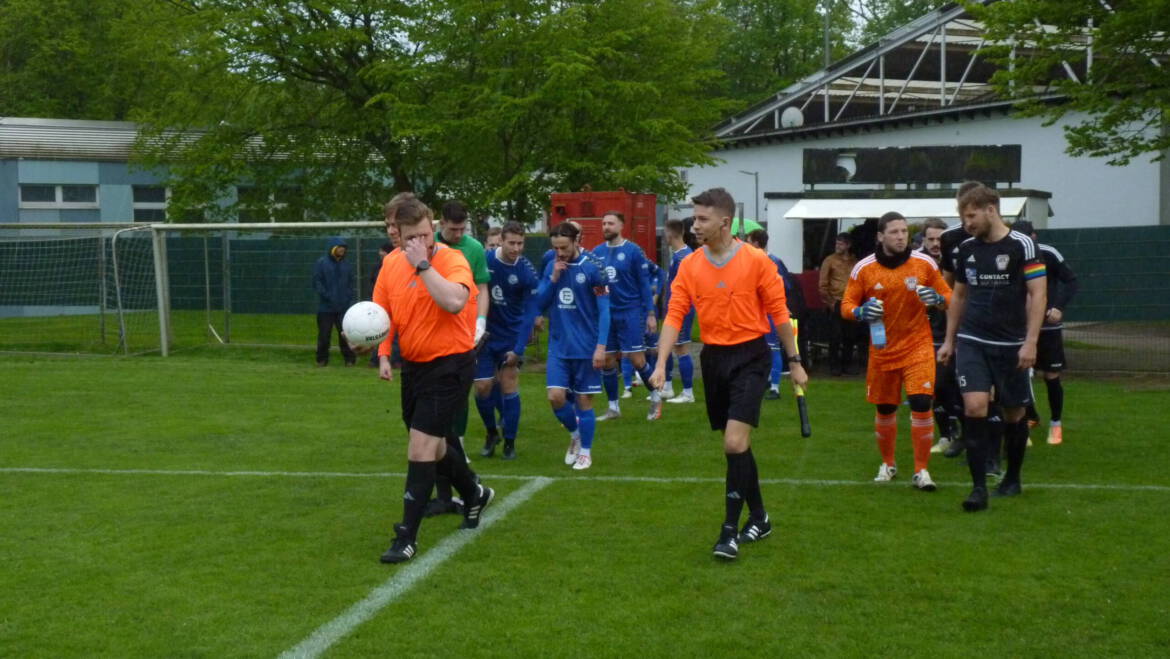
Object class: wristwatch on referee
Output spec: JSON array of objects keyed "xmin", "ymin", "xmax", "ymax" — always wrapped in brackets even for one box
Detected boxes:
[
  {"xmin": 415, "ymin": 259, "xmax": 431, "ymax": 274},
  {"xmin": 786, "ymin": 354, "xmax": 802, "ymax": 365}
]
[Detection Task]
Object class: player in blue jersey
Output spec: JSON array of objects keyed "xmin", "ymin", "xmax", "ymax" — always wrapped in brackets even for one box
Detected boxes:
[
  {"xmin": 747, "ymin": 229, "xmax": 797, "ymax": 400},
  {"xmin": 594, "ymin": 211, "xmax": 662, "ymax": 421},
  {"xmin": 538, "ymin": 222, "xmax": 611, "ymax": 470},
  {"xmin": 475, "ymin": 221, "xmax": 540, "ymax": 460},
  {"xmin": 661, "ymin": 219, "xmax": 698, "ymax": 404}
]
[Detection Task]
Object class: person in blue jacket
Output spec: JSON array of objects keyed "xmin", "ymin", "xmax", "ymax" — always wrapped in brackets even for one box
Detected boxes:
[{"xmin": 313, "ymin": 236, "xmax": 356, "ymax": 366}]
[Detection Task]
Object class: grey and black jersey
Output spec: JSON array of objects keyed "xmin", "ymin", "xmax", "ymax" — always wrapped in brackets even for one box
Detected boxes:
[
  {"xmin": 1038, "ymin": 243, "xmax": 1078, "ymax": 331},
  {"xmin": 939, "ymin": 224, "xmax": 971, "ymax": 275},
  {"xmin": 954, "ymin": 231, "xmax": 1045, "ymax": 346}
]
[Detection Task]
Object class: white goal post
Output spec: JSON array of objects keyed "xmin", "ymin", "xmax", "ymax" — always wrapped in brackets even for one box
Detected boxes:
[{"xmin": 0, "ymin": 221, "xmax": 386, "ymax": 356}]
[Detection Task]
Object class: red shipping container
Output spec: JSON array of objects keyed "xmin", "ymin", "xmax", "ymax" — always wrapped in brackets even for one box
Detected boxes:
[{"xmin": 549, "ymin": 190, "xmax": 659, "ymax": 264}]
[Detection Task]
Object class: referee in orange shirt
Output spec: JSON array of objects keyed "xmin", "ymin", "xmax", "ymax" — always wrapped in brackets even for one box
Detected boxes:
[
  {"xmin": 370, "ymin": 192, "xmax": 495, "ymax": 564},
  {"xmin": 650, "ymin": 187, "xmax": 809, "ymax": 560}
]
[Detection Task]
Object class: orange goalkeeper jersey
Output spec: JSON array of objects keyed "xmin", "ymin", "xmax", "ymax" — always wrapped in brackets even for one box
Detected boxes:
[
  {"xmin": 665, "ymin": 242, "xmax": 789, "ymax": 346},
  {"xmin": 372, "ymin": 243, "xmax": 477, "ymax": 363},
  {"xmin": 841, "ymin": 250, "xmax": 950, "ymax": 370}
]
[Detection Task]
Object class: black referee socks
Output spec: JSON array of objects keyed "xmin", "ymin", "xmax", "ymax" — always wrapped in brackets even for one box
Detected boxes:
[
  {"xmin": 403, "ymin": 461, "xmax": 437, "ymax": 539},
  {"xmin": 725, "ymin": 450, "xmax": 764, "ymax": 526}
]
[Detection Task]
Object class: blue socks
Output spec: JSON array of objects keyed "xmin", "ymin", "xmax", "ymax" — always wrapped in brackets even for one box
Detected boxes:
[
  {"xmin": 553, "ymin": 403, "xmax": 579, "ymax": 433},
  {"xmin": 502, "ymin": 392, "xmax": 521, "ymax": 441},
  {"xmin": 621, "ymin": 359, "xmax": 634, "ymax": 390},
  {"xmin": 492, "ymin": 384, "xmax": 504, "ymax": 421},
  {"xmin": 474, "ymin": 393, "xmax": 497, "ymax": 432},
  {"xmin": 678, "ymin": 353, "xmax": 694, "ymax": 390},
  {"xmin": 636, "ymin": 363, "xmax": 657, "ymax": 393},
  {"xmin": 578, "ymin": 408, "xmax": 596, "ymax": 452},
  {"xmin": 602, "ymin": 368, "xmax": 620, "ymax": 402}
]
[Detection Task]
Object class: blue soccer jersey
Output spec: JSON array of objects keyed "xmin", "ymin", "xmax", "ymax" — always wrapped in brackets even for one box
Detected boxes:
[
  {"xmin": 486, "ymin": 247, "xmax": 540, "ymax": 355},
  {"xmin": 593, "ymin": 239, "xmax": 654, "ymax": 315},
  {"xmin": 538, "ymin": 250, "xmax": 611, "ymax": 359}
]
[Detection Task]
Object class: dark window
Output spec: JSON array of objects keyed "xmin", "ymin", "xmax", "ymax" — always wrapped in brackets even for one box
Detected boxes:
[
  {"xmin": 133, "ymin": 186, "xmax": 167, "ymax": 203},
  {"xmin": 133, "ymin": 208, "xmax": 167, "ymax": 222},
  {"xmin": 61, "ymin": 185, "xmax": 97, "ymax": 203},
  {"xmin": 20, "ymin": 185, "xmax": 56, "ymax": 203}
]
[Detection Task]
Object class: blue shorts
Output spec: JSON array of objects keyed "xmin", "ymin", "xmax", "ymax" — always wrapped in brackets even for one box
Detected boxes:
[
  {"xmin": 546, "ymin": 356, "xmax": 602, "ymax": 395},
  {"xmin": 644, "ymin": 331, "xmax": 659, "ymax": 351},
  {"xmin": 474, "ymin": 340, "xmax": 521, "ymax": 381},
  {"xmin": 676, "ymin": 309, "xmax": 696, "ymax": 345},
  {"xmin": 606, "ymin": 308, "xmax": 647, "ymax": 353}
]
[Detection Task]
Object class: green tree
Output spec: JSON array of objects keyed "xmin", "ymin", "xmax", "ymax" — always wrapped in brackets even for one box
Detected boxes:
[
  {"xmin": 972, "ymin": 0, "xmax": 1170, "ymax": 165},
  {"xmin": 848, "ymin": 0, "xmax": 950, "ymax": 45},
  {"xmin": 0, "ymin": 0, "xmax": 188, "ymax": 119},
  {"xmin": 133, "ymin": 0, "xmax": 733, "ymax": 225},
  {"xmin": 716, "ymin": 0, "xmax": 852, "ymax": 107}
]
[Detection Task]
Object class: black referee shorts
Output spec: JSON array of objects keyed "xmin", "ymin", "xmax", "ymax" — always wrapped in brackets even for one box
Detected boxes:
[
  {"xmin": 699, "ymin": 336, "xmax": 771, "ymax": 431},
  {"xmin": 1036, "ymin": 329, "xmax": 1066, "ymax": 372},
  {"xmin": 400, "ymin": 350, "xmax": 476, "ymax": 438},
  {"xmin": 955, "ymin": 338, "xmax": 1033, "ymax": 408}
]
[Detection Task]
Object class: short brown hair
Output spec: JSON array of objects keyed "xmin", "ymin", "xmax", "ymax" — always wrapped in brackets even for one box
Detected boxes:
[
  {"xmin": 746, "ymin": 228, "xmax": 769, "ymax": 249},
  {"xmin": 957, "ymin": 184, "xmax": 1000, "ymax": 213},
  {"xmin": 550, "ymin": 221, "xmax": 580, "ymax": 241},
  {"xmin": 878, "ymin": 211, "xmax": 906, "ymax": 232},
  {"xmin": 691, "ymin": 187, "xmax": 736, "ymax": 219},
  {"xmin": 501, "ymin": 221, "xmax": 525, "ymax": 239},
  {"xmin": 603, "ymin": 210, "xmax": 625, "ymax": 224},
  {"xmin": 385, "ymin": 192, "xmax": 433, "ymax": 228},
  {"xmin": 922, "ymin": 217, "xmax": 947, "ymax": 232}
]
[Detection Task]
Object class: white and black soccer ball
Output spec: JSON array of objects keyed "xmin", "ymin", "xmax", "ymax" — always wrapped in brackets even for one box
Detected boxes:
[{"xmin": 342, "ymin": 301, "xmax": 390, "ymax": 348}]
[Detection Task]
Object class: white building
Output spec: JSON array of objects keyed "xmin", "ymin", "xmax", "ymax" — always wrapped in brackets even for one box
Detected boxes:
[{"xmin": 678, "ymin": 3, "xmax": 1169, "ymax": 272}]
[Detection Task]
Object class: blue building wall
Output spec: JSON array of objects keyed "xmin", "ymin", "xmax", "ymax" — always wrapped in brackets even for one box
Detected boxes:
[
  {"xmin": 0, "ymin": 160, "xmax": 18, "ymax": 222},
  {"xmin": 0, "ymin": 159, "xmax": 166, "ymax": 225}
]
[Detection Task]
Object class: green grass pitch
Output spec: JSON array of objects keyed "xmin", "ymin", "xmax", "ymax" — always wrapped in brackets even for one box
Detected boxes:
[{"xmin": 2, "ymin": 350, "xmax": 1169, "ymax": 657}]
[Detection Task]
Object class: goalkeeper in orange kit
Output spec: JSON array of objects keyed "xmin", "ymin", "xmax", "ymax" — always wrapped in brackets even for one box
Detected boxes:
[{"xmin": 842, "ymin": 212, "xmax": 951, "ymax": 491}]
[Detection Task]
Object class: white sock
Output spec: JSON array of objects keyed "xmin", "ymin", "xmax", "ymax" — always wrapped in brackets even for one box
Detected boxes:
[
  {"xmin": 683, "ymin": 388, "xmax": 693, "ymax": 396},
  {"xmin": 579, "ymin": 447, "xmax": 591, "ymax": 457},
  {"xmin": 571, "ymin": 429, "xmax": 581, "ymax": 441},
  {"xmin": 609, "ymin": 401, "xmax": 620, "ymax": 412}
]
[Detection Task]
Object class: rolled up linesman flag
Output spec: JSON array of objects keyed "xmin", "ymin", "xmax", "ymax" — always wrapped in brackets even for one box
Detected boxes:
[{"xmin": 791, "ymin": 318, "xmax": 812, "ymax": 438}]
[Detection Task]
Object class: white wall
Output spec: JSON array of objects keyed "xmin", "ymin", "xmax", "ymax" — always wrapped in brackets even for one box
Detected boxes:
[{"xmin": 682, "ymin": 111, "xmax": 1163, "ymax": 239}]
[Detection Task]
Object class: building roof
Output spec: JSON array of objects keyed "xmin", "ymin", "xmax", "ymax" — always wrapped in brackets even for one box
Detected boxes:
[
  {"xmin": 714, "ymin": 1, "xmax": 1078, "ymax": 146},
  {"xmin": 0, "ymin": 117, "xmax": 145, "ymax": 161}
]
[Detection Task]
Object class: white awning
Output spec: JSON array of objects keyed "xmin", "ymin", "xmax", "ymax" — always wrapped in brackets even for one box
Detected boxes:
[{"xmin": 783, "ymin": 197, "xmax": 1028, "ymax": 220}]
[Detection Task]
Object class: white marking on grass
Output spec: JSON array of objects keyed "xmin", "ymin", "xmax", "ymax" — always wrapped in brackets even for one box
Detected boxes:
[
  {"xmin": 278, "ymin": 476, "xmax": 552, "ymax": 659},
  {"xmin": 2, "ymin": 467, "xmax": 1168, "ymax": 493}
]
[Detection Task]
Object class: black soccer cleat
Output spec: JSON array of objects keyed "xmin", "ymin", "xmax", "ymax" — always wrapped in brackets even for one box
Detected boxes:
[
  {"xmin": 501, "ymin": 442, "xmax": 517, "ymax": 461},
  {"xmin": 763, "ymin": 388, "xmax": 780, "ymax": 400},
  {"xmin": 943, "ymin": 439, "xmax": 966, "ymax": 458},
  {"xmin": 380, "ymin": 524, "xmax": 417, "ymax": 564},
  {"xmin": 460, "ymin": 485, "xmax": 496, "ymax": 529},
  {"xmin": 962, "ymin": 486, "xmax": 989, "ymax": 512},
  {"xmin": 713, "ymin": 524, "xmax": 739, "ymax": 560},
  {"xmin": 993, "ymin": 480, "xmax": 1022, "ymax": 498},
  {"xmin": 481, "ymin": 430, "xmax": 501, "ymax": 458},
  {"xmin": 737, "ymin": 514, "xmax": 772, "ymax": 544},
  {"xmin": 423, "ymin": 497, "xmax": 462, "ymax": 518}
]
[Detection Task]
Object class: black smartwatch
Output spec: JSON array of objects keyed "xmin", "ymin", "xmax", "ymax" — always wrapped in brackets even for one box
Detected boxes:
[
  {"xmin": 415, "ymin": 259, "xmax": 431, "ymax": 274},
  {"xmin": 786, "ymin": 354, "xmax": 802, "ymax": 364}
]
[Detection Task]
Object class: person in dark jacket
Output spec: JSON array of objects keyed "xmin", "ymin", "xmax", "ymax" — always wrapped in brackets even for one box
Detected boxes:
[{"xmin": 313, "ymin": 237, "xmax": 356, "ymax": 366}]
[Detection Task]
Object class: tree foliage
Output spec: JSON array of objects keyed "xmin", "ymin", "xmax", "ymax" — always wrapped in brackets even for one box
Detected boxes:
[
  {"xmin": 0, "ymin": 0, "xmax": 188, "ymax": 119},
  {"xmin": 715, "ymin": 0, "xmax": 851, "ymax": 107},
  {"xmin": 848, "ymin": 0, "xmax": 950, "ymax": 45},
  {"xmin": 972, "ymin": 0, "xmax": 1170, "ymax": 165},
  {"xmin": 129, "ymin": 0, "xmax": 733, "ymax": 224}
]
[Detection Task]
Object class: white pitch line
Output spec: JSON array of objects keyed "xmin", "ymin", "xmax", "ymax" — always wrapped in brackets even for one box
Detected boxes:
[
  {"xmin": 1, "ymin": 466, "xmax": 1168, "ymax": 493},
  {"xmin": 279, "ymin": 476, "xmax": 553, "ymax": 659}
]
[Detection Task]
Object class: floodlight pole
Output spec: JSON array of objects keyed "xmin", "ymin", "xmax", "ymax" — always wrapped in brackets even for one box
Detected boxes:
[{"xmin": 739, "ymin": 170, "xmax": 759, "ymax": 226}]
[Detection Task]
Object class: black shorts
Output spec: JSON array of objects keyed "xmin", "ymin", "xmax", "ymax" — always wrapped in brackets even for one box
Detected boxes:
[
  {"xmin": 699, "ymin": 336, "xmax": 771, "ymax": 431},
  {"xmin": 955, "ymin": 339, "xmax": 1033, "ymax": 408},
  {"xmin": 1036, "ymin": 329, "xmax": 1066, "ymax": 372},
  {"xmin": 400, "ymin": 350, "xmax": 476, "ymax": 438}
]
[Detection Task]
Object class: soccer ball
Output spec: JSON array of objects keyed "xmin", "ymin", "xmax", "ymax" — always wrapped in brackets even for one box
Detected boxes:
[{"xmin": 342, "ymin": 301, "xmax": 390, "ymax": 349}]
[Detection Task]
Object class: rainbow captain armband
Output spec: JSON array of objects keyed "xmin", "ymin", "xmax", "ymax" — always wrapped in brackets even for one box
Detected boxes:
[{"xmin": 1024, "ymin": 263, "xmax": 1047, "ymax": 280}]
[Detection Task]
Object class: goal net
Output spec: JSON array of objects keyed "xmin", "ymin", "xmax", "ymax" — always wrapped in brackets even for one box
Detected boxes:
[{"xmin": 0, "ymin": 222, "xmax": 386, "ymax": 356}]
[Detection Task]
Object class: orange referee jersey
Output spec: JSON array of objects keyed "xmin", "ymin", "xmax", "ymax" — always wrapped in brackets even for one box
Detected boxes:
[
  {"xmin": 372, "ymin": 243, "xmax": 477, "ymax": 362},
  {"xmin": 841, "ymin": 251, "xmax": 950, "ymax": 370},
  {"xmin": 665, "ymin": 242, "xmax": 789, "ymax": 346}
]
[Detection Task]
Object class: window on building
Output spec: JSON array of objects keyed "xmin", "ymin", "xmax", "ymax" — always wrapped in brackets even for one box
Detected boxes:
[
  {"xmin": 132, "ymin": 186, "xmax": 168, "ymax": 222},
  {"xmin": 19, "ymin": 184, "xmax": 99, "ymax": 209}
]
